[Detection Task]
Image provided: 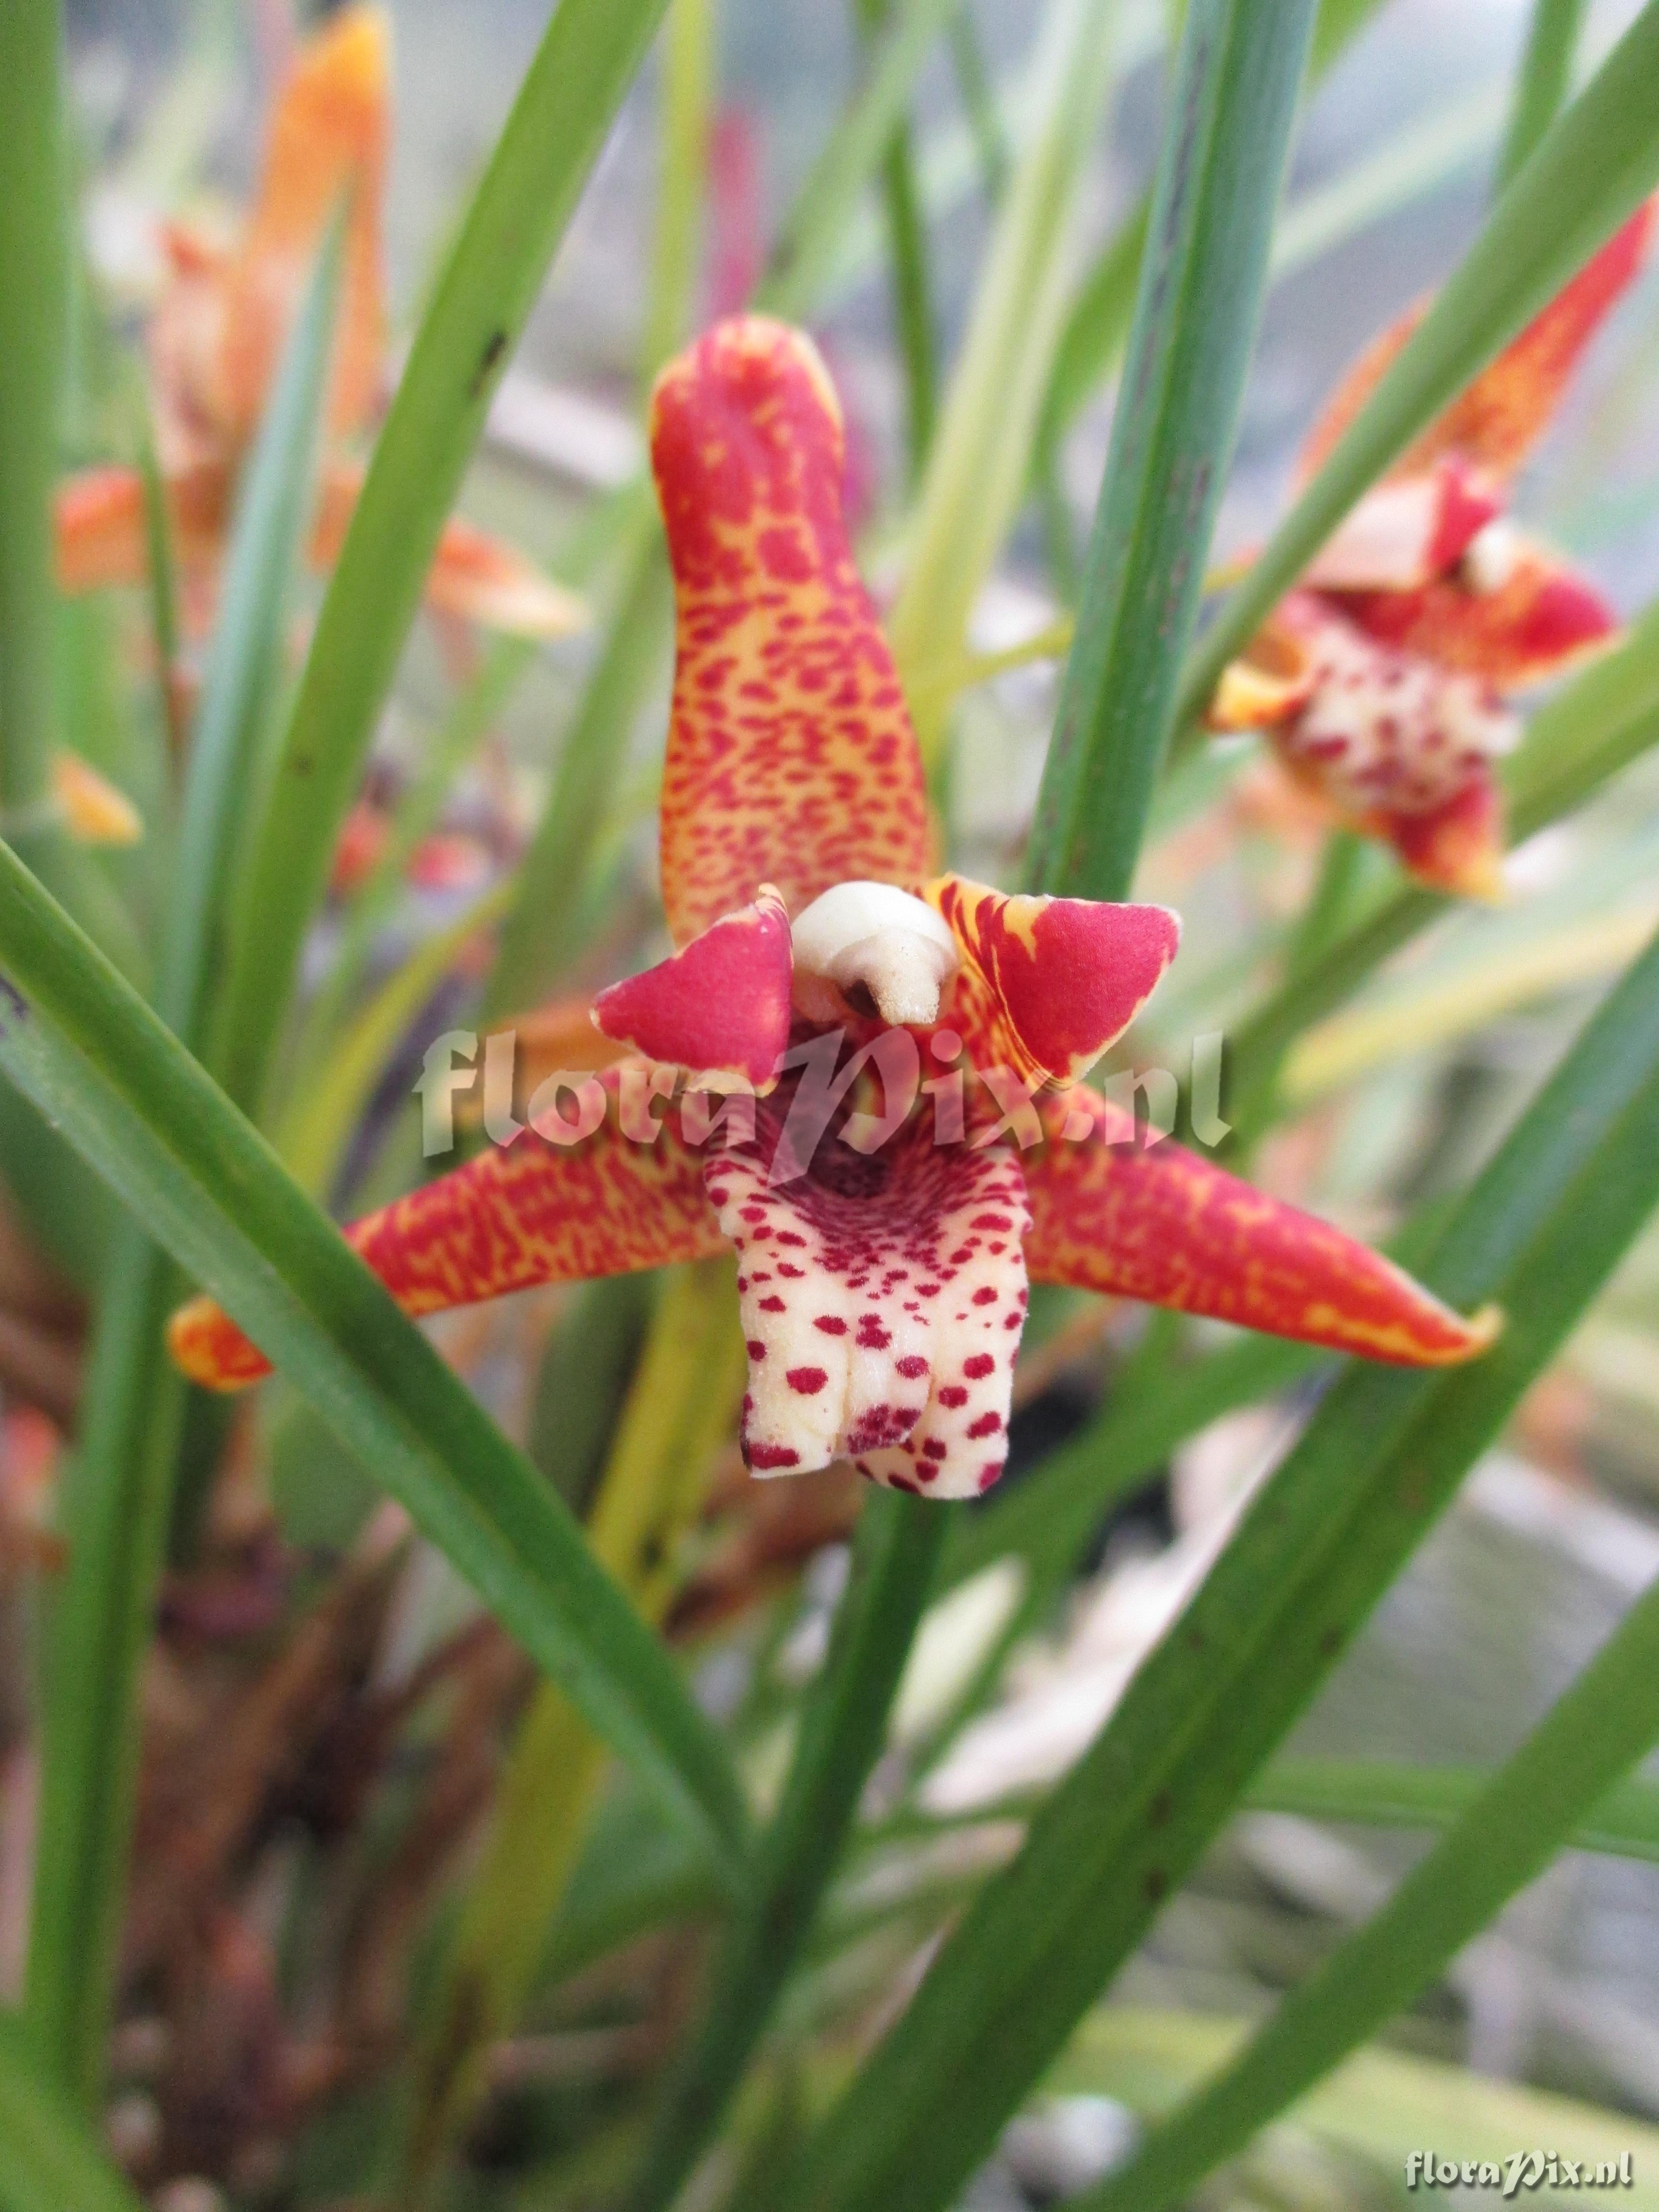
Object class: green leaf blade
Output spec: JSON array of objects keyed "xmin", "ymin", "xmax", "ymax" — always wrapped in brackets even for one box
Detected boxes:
[
  {"xmin": 24, "ymin": 225, "xmax": 344, "ymax": 2108},
  {"xmin": 627, "ymin": 1489, "xmax": 946, "ymax": 2212},
  {"xmin": 1027, "ymin": 0, "xmax": 1318, "ymax": 902}
]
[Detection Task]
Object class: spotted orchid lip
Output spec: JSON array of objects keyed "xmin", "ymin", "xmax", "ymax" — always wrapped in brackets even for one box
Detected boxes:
[{"xmin": 706, "ymin": 1081, "xmax": 1031, "ymax": 1499}]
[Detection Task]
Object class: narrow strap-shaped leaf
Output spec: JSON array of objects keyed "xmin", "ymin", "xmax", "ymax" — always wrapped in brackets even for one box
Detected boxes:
[
  {"xmin": 1175, "ymin": 0, "xmax": 1659, "ymax": 732},
  {"xmin": 1247, "ymin": 1760, "xmax": 1659, "ymax": 1865},
  {"xmin": 1026, "ymin": 0, "xmax": 1316, "ymax": 901},
  {"xmin": 1495, "ymin": 0, "xmax": 1587, "ymax": 192},
  {"xmin": 286, "ymin": 633, "xmax": 534, "ymax": 1094},
  {"xmin": 0, "ymin": 2012, "xmax": 148, "ymax": 2212},
  {"xmin": 947, "ymin": 3, "xmax": 1011, "ymax": 206},
  {"xmin": 0, "ymin": 0, "xmax": 64, "ymax": 826},
  {"xmin": 1031, "ymin": 0, "xmax": 1387, "ymax": 495},
  {"xmin": 0, "ymin": 838, "xmax": 751, "ymax": 1863},
  {"xmin": 212, "ymin": 0, "xmax": 671, "ymax": 1119},
  {"xmin": 640, "ymin": 0, "xmax": 713, "ymax": 387},
  {"xmin": 401, "ymin": 1258, "xmax": 745, "ymax": 2193},
  {"xmin": 854, "ymin": 0, "xmax": 939, "ymax": 480},
  {"xmin": 1082, "ymin": 1469, "xmax": 1659, "ymax": 2210},
  {"xmin": 276, "ymin": 877, "xmax": 513, "ymax": 1201},
  {"xmin": 765, "ymin": 925, "xmax": 1659, "ymax": 2212},
  {"xmin": 24, "ymin": 226, "xmax": 344, "ymax": 2108},
  {"xmin": 1306, "ymin": 0, "xmax": 1389, "ymax": 80},
  {"xmin": 626, "ymin": 1488, "xmax": 946, "ymax": 2212},
  {"xmin": 0, "ymin": 0, "xmax": 131, "ymax": 973}
]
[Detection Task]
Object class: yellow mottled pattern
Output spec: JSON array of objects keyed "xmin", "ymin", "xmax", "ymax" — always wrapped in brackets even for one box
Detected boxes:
[{"xmin": 652, "ymin": 320, "xmax": 932, "ymax": 944}]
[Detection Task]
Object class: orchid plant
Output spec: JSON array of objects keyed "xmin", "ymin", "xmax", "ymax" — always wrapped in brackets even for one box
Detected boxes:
[{"xmin": 6, "ymin": 4, "xmax": 1659, "ymax": 2212}]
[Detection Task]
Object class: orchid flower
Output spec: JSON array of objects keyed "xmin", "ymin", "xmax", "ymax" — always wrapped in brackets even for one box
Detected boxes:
[
  {"xmin": 54, "ymin": 8, "xmax": 582, "ymax": 644},
  {"xmin": 169, "ymin": 317, "xmax": 1495, "ymax": 1500},
  {"xmin": 1207, "ymin": 204, "xmax": 1654, "ymax": 899}
]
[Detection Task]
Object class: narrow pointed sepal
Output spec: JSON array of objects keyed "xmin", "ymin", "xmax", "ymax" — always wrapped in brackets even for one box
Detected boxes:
[
  {"xmin": 925, "ymin": 874, "xmax": 1179, "ymax": 1088},
  {"xmin": 594, "ymin": 888, "xmax": 794, "ymax": 1089},
  {"xmin": 220, "ymin": 3, "xmax": 389, "ymax": 443},
  {"xmin": 1302, "ymin": 201, "xmax": 1657, "ymax": 486},
  {"xmin": 167, "ymin": 1067, "xmax": 724, "ymax": 1390},
  {"xmin": 651, "ymin": 316, "xmax": 933, "ymax": 943},
  {"xmin": 1025, "ymin": 1088, "xmax": 1500, "ymax": 1366}
]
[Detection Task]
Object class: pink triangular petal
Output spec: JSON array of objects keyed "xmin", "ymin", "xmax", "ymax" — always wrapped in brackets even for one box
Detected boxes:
[
  {"xmin": 926, "ymin": 874, "xmax": 1179, "ymax": 1089},
  {"xmin": 594, "ymin": 888, "xmax": 793, "ymax": 1089}
]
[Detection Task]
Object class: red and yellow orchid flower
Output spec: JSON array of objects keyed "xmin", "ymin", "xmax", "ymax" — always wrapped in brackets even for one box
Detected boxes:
[
  {"xmin": 1208, "ymin": 204, "xmax": 1654, "ymax": 899},
  {"xmin": 169, "ymin": 317, "xmax": 1495, "ymax": 1500},
  {"xmin": 54, "ymin": 7, "xmax": 582, "ymax": 643}
]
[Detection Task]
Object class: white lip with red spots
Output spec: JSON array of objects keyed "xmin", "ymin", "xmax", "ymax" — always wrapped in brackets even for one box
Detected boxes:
[
  {"xmin": 1284, "ymin": 600, "xmax": 1518, "ymax": 818},
  {"xmin": 702, "ymin": 1111, "xmax": 1032, "ymax": 1500}
]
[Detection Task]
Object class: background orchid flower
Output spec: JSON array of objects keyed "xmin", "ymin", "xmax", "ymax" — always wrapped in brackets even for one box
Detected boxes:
[
  {"xmin": 169, "ymin": 317, "xmax": 1494, "ymax": 1499},
  {"xmin": 52, "ymin": 7, "xmax": 583, "ymax": 643},
  {"xmin": 1207, "ymin": 202, "xmax": 1655, "ymax": 899}
]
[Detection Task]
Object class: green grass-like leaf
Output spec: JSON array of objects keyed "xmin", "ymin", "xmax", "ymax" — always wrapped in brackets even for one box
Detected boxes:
[
  {"xmin": 1248, "ymin": 1759, "xmax": 1659, "ymax": 1863},
  {"xmin": 0, "ymin": 2012, "xmax": 148, "ymax": 2212},
  {"xmin": 0, "ymin": 0, "xmax": 65, "ymax": 825},
  {"xmin": 0, "ymin": 837, "xmax": 750, "ymax": 1865},
  {"xmin": 626, "ymin": 1489, "xmax": 946, "ymax": 2212},
  {"xmin": 1027, "ymin": 0, "xmax": 1317, "ymax": 902},
  {"xmin": 1032, "ymin": 0, "xmax": 1391, "ymax": 501},
  {"xmin": 1495, "ymin": 0, "xmax": 1587, "ymax": 192},
  {"xmin": 758, "ymin": 0, "xmax": 962, "ymax": 321},
  {"xmin": 882, "ymin": 0, "xmax": 1124, "ymax": 764},
  {"xmin": 1084, "ymin": 1438, "xmax": 1659, "ymax": 2208}
]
